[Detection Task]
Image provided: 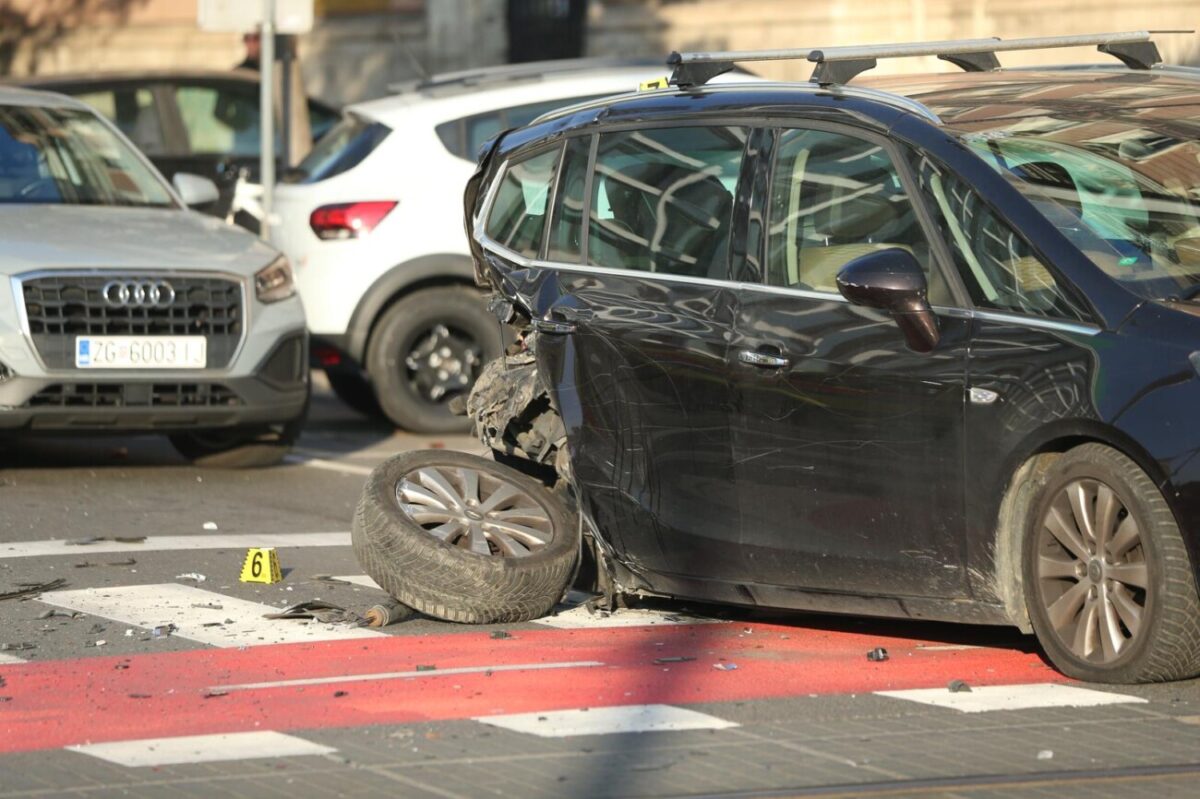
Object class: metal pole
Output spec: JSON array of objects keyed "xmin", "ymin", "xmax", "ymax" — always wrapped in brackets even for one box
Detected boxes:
[{"xmin": 259, "ymin": 0, "xmax": 275, "ymax": 241}]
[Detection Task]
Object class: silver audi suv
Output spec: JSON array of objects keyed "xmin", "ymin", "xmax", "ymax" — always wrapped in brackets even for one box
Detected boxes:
[{"xmin": 0, "ymin": 87, "xmax": 308, "ymax": 466}]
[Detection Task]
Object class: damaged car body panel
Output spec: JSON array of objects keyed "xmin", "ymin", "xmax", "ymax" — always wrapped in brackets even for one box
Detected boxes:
[{"xmin": 465, "ymin": 75, "xmax": 1200, "ymax": 646}]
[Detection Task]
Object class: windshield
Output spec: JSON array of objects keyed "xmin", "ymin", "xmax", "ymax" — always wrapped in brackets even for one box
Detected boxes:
[
  {"xmin": 0, "ymin": 103, "xmax": 174, "ymax": 208},
  {"xmin": 963, "ymin": 116, "xmax": 1200, "ymax": 301}
]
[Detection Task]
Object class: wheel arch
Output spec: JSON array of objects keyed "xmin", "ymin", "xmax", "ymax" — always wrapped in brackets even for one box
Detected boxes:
[
  {"xmin": 990, "ymin": 419, "xmax": 1172, "ymax": 633},
  {"xmin": 344, "ymin": 253, "xmax": 479, "ymax": 364}
]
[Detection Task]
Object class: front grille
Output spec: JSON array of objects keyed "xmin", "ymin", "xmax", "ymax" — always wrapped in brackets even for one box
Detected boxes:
[
  {"xmin": 20, "ymin": 274, "xmax": 243, "ymax": 369},
  {"xmin": 23, "ymin": 383, "xmax": 242, "ymax": 409}
]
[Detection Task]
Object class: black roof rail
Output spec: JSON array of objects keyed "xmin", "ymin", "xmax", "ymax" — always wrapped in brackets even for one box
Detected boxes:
[{"xmin": 667, "ymin": 30, "xmax": 1195, "ymax": 88}]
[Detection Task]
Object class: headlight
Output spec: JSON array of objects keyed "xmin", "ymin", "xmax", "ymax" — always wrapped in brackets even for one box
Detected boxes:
[{"xmin": 255, "ymin": 255, "xmax": 295, "ymax": 304}]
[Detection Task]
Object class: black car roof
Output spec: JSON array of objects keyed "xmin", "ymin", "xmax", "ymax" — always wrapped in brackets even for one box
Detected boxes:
[{"xmin": 511, "ymin": 65, "xmax": 1200, "ymax": 150}]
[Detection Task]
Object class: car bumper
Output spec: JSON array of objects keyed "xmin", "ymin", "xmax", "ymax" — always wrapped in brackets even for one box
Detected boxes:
[{"xmin": 0, "ymin": 287, "xmax": 310, "ymax": 431}]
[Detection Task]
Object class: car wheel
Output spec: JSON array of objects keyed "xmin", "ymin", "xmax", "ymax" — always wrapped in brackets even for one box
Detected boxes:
[
  {"xmin": 325, "ymin": 369, "xmax": 381, "ymax": 418},
  {"xmin": 353, "ymin": 449, "xmax": 577, "ymax": 624},
  {"xmin": 1023, "ymin": 443, "xmax": 1200, "ymax": 682},
  {"xmin": 366, "ymin": 287, "xmax": 501, "ymax": 434}
]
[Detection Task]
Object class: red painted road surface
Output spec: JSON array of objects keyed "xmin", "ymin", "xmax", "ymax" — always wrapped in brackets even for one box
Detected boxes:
[{"xmin": 0, "ymin": 621, "xmax": 1061, "ymax": 754}]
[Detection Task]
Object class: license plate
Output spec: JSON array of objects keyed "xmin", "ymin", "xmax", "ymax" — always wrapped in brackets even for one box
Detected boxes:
[{"xmin": 75, "ymin": 336, "xmax": 207, "ymax": 369}]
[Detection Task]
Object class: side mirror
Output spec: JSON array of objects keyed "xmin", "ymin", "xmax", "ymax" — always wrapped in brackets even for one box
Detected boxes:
[
  {"xmin": 836, "ymin": 248, "xmax": 940, "ymax": 353},
  {"xmin": 172, "ymin": 173, "xmax": 221, "ymax": 209}
]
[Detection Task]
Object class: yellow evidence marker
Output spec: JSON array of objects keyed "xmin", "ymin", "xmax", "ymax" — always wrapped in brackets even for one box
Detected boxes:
[
  {"xmin": 638, "ymin": 76, "xmax": 671, "ymax": 91},
  {"xmin": 240, "ymin": 547, "xmax": 283, "ymax": 584}
]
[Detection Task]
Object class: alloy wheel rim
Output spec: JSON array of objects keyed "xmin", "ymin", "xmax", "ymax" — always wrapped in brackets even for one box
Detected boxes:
[
  {"xmin": 395, "ymin": 465, "xmax": 555, "ymax": 558},
  {"xmin": 404, "ymin": 324, "xmax": 482, "ymax": 404},
  {"xmin": 1036, "ymin": 478, "xmax": 1149, "ymax": 664}
]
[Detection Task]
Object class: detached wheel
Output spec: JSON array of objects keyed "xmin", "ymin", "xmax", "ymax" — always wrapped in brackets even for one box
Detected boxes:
[
  {"xmin": 1024, "ymin": 444, "xmax": 1200, "ymax": 682},
  {"xmin": 353, "ymin": 450, "xmax": 576, "ymax": 624},
  {"xmin": 169, "ymin": 419, "xmax": 301, "ymax": 468},
  {"xmin": 366, "ymin": 287, "xmax": 501, "ymax": 433}
]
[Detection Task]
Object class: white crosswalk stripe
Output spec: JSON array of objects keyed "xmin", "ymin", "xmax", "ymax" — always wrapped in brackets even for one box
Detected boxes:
[
  {"xmin": 475, "ymin": 704, "xmax": 740, "ymax": 737},
  {"xmin": 68, "ymin": 731, "xmax": 336, "ymax": 767},
  {"xmin": 0, "ymin": 532, "xmax": 350, "ymax": 560},
  {"xmin": 40, "ymin": 583, "xmax": 383, "ymax": 647},
  {"xmin": 0, "ymin": 653, "xmax": 27, "ymax": 665},
  {"xmin": 876, "ymin": 683, "xmax": 1147, "ymax": 713}
]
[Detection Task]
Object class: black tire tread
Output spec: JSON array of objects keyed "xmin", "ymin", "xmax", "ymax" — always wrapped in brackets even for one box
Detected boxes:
[
  {"xmin": 365, "ymin": 287, "xmax": 501, "ymax": 434},
  {"xmin": 352, "ymin": 450, "xmax": 576, "ymax": 624}
]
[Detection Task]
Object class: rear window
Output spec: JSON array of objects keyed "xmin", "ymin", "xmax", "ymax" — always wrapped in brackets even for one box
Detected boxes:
[
  {"xmin": 283, "ymin": 114, "xmax": 390, "ymax": 184},
  {"xmin": 436, "ymin": 94, "xmax": 608, "ymax": 161}
]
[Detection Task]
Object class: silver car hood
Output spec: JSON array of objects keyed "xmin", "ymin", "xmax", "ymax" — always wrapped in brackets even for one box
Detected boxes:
[{"xmin": 0, "ymin": 206, "xmax": 277, "ymax": 276}]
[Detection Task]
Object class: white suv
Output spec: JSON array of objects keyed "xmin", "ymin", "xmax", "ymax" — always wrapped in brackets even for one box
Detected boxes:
[{"xmin": 269, "ymin": 60, "xmax": 672, "ymax": 432}]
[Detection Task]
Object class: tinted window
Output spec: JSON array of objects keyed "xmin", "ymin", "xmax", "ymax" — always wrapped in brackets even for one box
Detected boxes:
[
  {"xmin": 437, "ymin": 95, "xmax": 608, "ymax": 161},
  {"xmin": 486, "ymin": 147, "xmax": 561, "ymax": 258},
  {"xmin": 588, "ymin": 126, "xmax": 746, "ymax": 278},
  {"xmin": 308, "ymin": 103, "xmax": 340, "ymax": 142},
  {"xmin": 910, "ymin": 152, "xmax": 1091, "ymax": 321},
  {"xmin": 767, "ymin": 128, "xmax": 950, "ymax": 305},
  {"xmin": 73, "ymin": 87, "xmax": 167, "ymax": 156},
  {"xmin": 0, "ymin": 105, "xmax": 173, "ymax": 207},
  {"xmin": 284, "ymin": 115, "xmax": 390, "ymax": 184},
  {"xmin": 547, "ymin": 136, "xmax": 590, "ymax": 262},
  {"xmin": 174, "ymin": 85, "xmax": 265, "ymax": 156}
]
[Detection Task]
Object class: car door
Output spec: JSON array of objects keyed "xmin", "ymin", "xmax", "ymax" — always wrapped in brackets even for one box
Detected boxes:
[
  {"xmin": 729, "ymin": 123, "xmax": 973, "ymax": 599},
  {"xmin": 480, "ymin": 125, "xmax": 752, "ymax": 582},
  {"xmin": 903, "ymin": 147, "xmax": 1104, "ymax": 602}
]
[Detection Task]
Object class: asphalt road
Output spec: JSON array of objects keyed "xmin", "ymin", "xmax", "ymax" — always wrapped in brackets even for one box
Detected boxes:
[{"xmin": 1, "ymin": 374, "xmax": 1199, "ymax": 798}]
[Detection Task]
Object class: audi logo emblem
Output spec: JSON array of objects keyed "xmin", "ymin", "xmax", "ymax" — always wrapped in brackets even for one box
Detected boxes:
[{"xmin": 102, "ymin": 280, "xmax": 176, "ymax": 308}]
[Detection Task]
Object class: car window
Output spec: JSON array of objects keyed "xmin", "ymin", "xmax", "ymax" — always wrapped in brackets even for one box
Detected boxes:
[
  {"xmin": 0, "ymin": 105, "xmax": 173, "ymax": 207},
  {"xmin": 465, "ymin": 114, "xmax": 505, "ymax": 161},
  {"xmin": 174, "ymin": 85, "xmax": 266, "ymax": 157},
  {"xmin": 546, "ymin": 136, "xmax": 590, "ymax": 262},
  {"xmin": 437, "ymin": 95, "xmax": 609, "ymax": 162},
  {"xmin": 963, "ymin": 127, "xmax": 1200, "ymax": 303},
  {"xmin": 308, "ymin": 103, "xmax": 340, "ymax": 142},
  {"xmin": 587, "ymin": 126, "xmax": 746, "ymax": 278},
  {"xmin": 283, "ymin": 114, "xmax": 390, "ymax": 184},
  {"xmin": 486, "ymin": 147, "xmax": 561, "ymax": 258},
  {"xmin": 72, "ymin": 88, "xmax": 167, "ymax": 157},
  {"xmin": 766, "ymin": 128, "xmax": 951, "ymax": 305},
  {"xmin": 909, "ymin": 151, "xmax": 1092, "ymax": 321}
]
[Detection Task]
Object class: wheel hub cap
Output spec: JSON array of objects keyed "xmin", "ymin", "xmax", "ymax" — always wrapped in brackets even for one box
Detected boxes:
[
  {"xmin": 394, "ymin": 464, "xmax": 555, "ymax": 558},
  {"xmin": 1035, "ymin": 478, "xmax": 1149, "ymax": 664},
  {"xmin": 404, "ymin": 324, "xmax": 482, "ymax": 403}
]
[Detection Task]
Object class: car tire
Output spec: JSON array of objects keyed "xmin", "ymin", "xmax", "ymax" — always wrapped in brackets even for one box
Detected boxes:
[
  {"xmin": 366, "ymin": 287, "xmax": 501, "ymax": 434},
  {"xmin": 1023, "ymin": 443, "xmax": 1200, "ymax": 682},
  {"xmin": 325, "ymin": 370, "xmax": 381, "ymax": 418},
  {"xmin": 352, "ymin": 449, "xmax": 577, "ymax": 624}
]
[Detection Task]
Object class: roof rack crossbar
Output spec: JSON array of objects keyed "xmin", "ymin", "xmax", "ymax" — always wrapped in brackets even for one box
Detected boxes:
[{"xmin": 667, "ymin": 30, "xmax": 1193, "ymax": 87}]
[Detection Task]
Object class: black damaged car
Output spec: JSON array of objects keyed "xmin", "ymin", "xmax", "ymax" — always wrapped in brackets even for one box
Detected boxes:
[{"xmin": 352, "ymin": 32, "xmax": 1200, "ymax": 683}]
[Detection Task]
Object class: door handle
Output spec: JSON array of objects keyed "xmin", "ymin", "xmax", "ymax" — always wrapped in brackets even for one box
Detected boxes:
[{"xmin": 738, "ymin": 349, "xmax": 790, "ymax": 369}]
